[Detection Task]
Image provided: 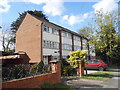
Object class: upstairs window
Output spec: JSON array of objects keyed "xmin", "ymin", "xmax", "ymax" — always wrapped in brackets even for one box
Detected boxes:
[
  {"xmin": 43, "ymin": 25, "xmax": 49, "ymax": 32},
  {"xmin": 62, "ymin": 44, "xmax": 72, "ymax": 51},
  {"xmin": 74, "ymin": 36, "xmax": 80, "ymax": 41},
  {"xmin": 52, "ymin": 28, "xmax": 58, "ymax": 35},
  {"xmin": 43, "ymin": 40, "xmax": 59, "ymax": 49},
  {"xmin": 68, "ymin": 33, "xmax": 72, "ymax": 39},
  {"xmin": 74, "ymin": 45, "xmax": 81, "ymax": 51},
  {"xmin": 62, "ymin": 31, "xmax": 67, "ymax": 37}
]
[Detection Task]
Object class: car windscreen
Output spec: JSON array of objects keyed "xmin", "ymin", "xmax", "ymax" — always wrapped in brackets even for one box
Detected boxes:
[
  {"xmin": 93, "ymin": 60, "xmax": 100, "ymax": 64},
  {"xmin": 88, "ymin": 61, "xmax": 92, "ymax": 64}
]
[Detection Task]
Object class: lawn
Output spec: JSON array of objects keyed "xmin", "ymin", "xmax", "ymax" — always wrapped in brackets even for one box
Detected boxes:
[
  {"xmin": 81, "ymin": 71, "xmax": 115, "ymax": 81},
  {"xmin": 37, "ymin": 83, "xmax": 75, "ymax": 90}
]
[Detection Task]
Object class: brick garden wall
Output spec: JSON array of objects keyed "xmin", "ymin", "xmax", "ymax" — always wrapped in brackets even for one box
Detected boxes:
[{"xmin": 2, "ymin": 61, "xmax": 61, "ymax": 88}]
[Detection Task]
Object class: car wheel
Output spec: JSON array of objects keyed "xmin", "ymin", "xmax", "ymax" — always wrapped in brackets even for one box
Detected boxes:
[{"xmin": 98, "ymin": 67, "xmax": 104, "ymax": 71}]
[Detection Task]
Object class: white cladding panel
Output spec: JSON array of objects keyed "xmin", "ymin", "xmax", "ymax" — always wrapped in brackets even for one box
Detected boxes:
[
  {"xmin": 62, "ymin": 50, "xmax": 72, "ymax": 56},
  {"xmin": 43, "ymin": 31, "xmax": 59, "ymax": 42},
  {"xmin": 43, "ymin": 48, "xmax": 59, "ymax": 56},
  {"xmin": 62, "ymin": 37, "xmax": 72, "ymax": 45}
]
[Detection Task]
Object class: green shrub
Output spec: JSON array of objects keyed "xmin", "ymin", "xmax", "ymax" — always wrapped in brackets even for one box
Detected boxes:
[
  {"xmin": 30, "ymin": 64, "xmax": 38, "ymax": 73},
  {"xmin": 43, "ymin": 65, "xmax": 51, "ymax": 73},
  {"xmin": 30, "ymin": 61, "xmax": 44, "ymax": 74},
  {"xmin": 2, "ymin": 64, "xmax": 29, "ymax": 81},
  {"xmin": 37, "ymin": 61, "xmax": 44, "ymax": 72},
  {"xmin": 12, "ymin": 64, "xmax": 29, "ymax": 79},
  {"xmin": 2, "ymin": 67, "xmax": 11, "ymax": 81},
  {"xmin": 67, "ymin": 50, "xmax": 88, "ymax": 68}
]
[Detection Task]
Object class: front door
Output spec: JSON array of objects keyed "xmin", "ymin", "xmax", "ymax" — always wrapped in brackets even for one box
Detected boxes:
[{"xmin": 48, "ymin": 55, "xmax": 52, "ymax": 64}]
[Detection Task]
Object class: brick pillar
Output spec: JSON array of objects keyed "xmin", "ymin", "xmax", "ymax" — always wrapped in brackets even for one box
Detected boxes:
[
  {"xmin": 50, "ymin": 61, "xmax": 61, "ymax": 82},
  {"xmin": 77, "ymin": 60, "xmax": 84, "ymax": 77}
]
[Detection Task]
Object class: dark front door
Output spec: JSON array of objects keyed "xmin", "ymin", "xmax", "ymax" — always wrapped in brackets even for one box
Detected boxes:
[{"xmin": 48, "ymin": 55, "xmax": 52, "ymax": 64}]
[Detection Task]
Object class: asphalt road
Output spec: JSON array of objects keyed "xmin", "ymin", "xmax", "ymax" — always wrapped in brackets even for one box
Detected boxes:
[
  {"xmin": 101, "ymin": 69, "xmax": 120, "ymax": 88},
  {"xmin": 62, "ymin": 69, "xmax": 120, "ymax": 89}
]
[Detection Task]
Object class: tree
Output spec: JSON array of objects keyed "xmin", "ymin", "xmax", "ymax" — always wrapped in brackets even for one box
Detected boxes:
[
  {"xmin": 0, "ymin": 26, "xmax": 15, "ymax": 52},
  {"xmin": 93, "ymin": 10, "xmax": 119, "ymax": 64},
  {"xmin": 79, "ymin": 23, "xmax": 94, "ymax": 40},
  {"xmin": 78, "ymin": 10, "xmax": 120, "ymax": 65},
  {"xmin": 11, "ymin": 10, "xmax": 48, "ymax": 44}
]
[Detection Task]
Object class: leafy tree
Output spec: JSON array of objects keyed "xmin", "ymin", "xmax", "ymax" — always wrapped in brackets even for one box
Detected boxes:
[
  {"xmin": 93, "ymin": 10, "xmax": 119, "ymax": 64},
  {"xmin": 79, "ymin": 23, "xmax": 94, "ymax": 40},
  {"xmin": 79, "ymin": 10, "xmax": 119, "ymax": 65},
  {"xmin": 10, "ymin": 10, "xmax": 48, "ymax": 44}
]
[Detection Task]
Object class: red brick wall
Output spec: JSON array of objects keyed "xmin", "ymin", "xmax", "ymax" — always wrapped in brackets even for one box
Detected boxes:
[
  {"xmin": 16, "ymin": 13, "xmax": 43, "ymax": 63},
  {"xmin": 2, "ymin": 61, "xmax": 61, "ymax": 88}
]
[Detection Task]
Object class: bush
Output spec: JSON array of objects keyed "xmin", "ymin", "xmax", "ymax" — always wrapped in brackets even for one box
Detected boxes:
[
  {"xmin": 30, "ymin": 61, "xmax": 44, "ymax": 74},
  {"xmin": 61, "ymin": 59, "xmax": 76, "ymax": 76},
  {"xmin": 2, "ymin": 61, "xmax": 50, "ymax": 82},
  {"xmin": 43, "ymin": 65, "xmax": 51, "ymax": 73},
  {"xmin": 2, "ymin": 64, "xmax": 30, "ymax": 81},
  {"xmin": 30, "ymin": 64, "xmax": 38, "ymax": 73},
  {"xmin": 2, "ymin": 67, "xmax": 11, "ymax": 81},
  {"xmin": 12, "ymin": 64, "xmax": 30, "ymax": 79}
]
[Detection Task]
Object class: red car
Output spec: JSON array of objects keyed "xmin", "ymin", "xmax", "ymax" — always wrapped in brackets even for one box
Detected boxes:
[{"xmin": 85, "ymin": 59, "xmax": 107, "ymax": 71}]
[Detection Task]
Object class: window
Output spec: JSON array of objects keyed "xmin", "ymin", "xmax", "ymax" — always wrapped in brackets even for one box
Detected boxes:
[
  {"xmin": 74, "ymin": 45, "xmax": 80, "ymax": 51},
  {"xmin": 49, "ymin": 41, "xmax": 52, "ymax": 48},
  {"xmin": 52, "ymin": 28, "xmax": 58, "ymax": 35},
  {"xmin": 43, "ymin": 40, "xmax": 59, "ymax": 49},
  {"xmin": 46, "ymin": 41, "xmax": 50, "ymax": 48},
  {"xmin": 74, "ymin": 36, "xmax": 80, "ymax": 41},
  {"xmin": 88, "ymin": 61, "xmax": 92, "ymax": 64},
  {"xmin": 83, "ymin": 46, "xmax": 88, "ymax": 50},
  {"xmin": 43, "ymin": 40, "xmax": 46, "ymax": 47},
  {"xmin": 93, "ymin": 61, "xmax": 100, "ymax": 64},
  {"xmin": 68, "ymin": 33, "xmax": 72, "ymax": 39},
  {"xmin": 43, "ymin": 25, "xmax": 49, "ymax": 32},
  {"xmin": 62, "ymin": 44, "xmax": 72, "ymax": 50},
  {"xmin": 82, "ymin": 39, "xmax": 87, "ymax": 45},
  {"xmin": 62, "ymin": 31, "xmax": 67, "ymax": 37}
]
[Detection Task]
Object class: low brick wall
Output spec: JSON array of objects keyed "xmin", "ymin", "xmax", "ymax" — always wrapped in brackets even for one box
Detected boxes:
[{"xmin": 2, "ymin": 61, "xmax": 61, "ymax": 88}]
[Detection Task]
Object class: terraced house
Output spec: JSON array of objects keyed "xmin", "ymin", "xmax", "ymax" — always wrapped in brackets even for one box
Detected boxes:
[{"xmin": 16, "ymin": 13, "xmax": 95, "ymax": 65}]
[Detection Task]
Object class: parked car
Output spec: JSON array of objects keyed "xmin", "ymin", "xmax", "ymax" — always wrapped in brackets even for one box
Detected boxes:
[{"xmin": 85, "ymin": 59, "xmax": 107, "ymax": 71}]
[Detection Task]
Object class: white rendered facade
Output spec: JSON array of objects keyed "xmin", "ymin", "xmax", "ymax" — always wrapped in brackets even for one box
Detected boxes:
[{"xmin": 41, "ymin": 21, "xmax": 95, "ymax": 64}]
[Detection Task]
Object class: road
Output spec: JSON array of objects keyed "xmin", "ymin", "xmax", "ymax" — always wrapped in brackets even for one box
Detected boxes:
[
  {"xmin": 102, "ymin": 69, "xmax": 120, "ymax": 88},
  {"xmin": 62, "ymin": 69, "xmax": 120, "ymax": 89}
]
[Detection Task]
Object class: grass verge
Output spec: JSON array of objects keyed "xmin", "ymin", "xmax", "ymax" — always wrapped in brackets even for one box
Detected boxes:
[
  {"xmin": 37, "ymin": 83, "xmax": 75, "ymax": 90},
  {"xmin": 81, "ymin": 71, "xmax": 115, "ymax": 81}
]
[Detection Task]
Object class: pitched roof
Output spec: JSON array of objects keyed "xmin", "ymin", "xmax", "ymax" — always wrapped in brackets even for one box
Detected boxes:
[{"xmin": 28, "ymin": 13, "xmax": 88, "ymax": 40}]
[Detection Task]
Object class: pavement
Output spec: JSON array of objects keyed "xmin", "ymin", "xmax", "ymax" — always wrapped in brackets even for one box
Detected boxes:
[
  {"xmin": 61, "ymin": 69, "xmax": 120, "ymax": 89},
  {"xmin": 102, "ymin": 69, "xmax": 120, "ymax": 88}
]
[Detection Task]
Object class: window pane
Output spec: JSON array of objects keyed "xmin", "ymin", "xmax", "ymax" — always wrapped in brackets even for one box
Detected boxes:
[
  {"xmin": 43, "ymin": 25, "xmax": 49, "ymax": 32},
  {"xmin": 88, "ymin": 61, "xmax": 92, "ymax": 64},
  {"xmin": 68, "ymin": 33, "xmax": 72, "ymax": 39},
  {"xmin": 93, "ymin": 61, "xmax": 100, "ymax": 64},
  {"xmin": 62, "ymin": 31, "xmax": 67, "ymax": 37}
]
